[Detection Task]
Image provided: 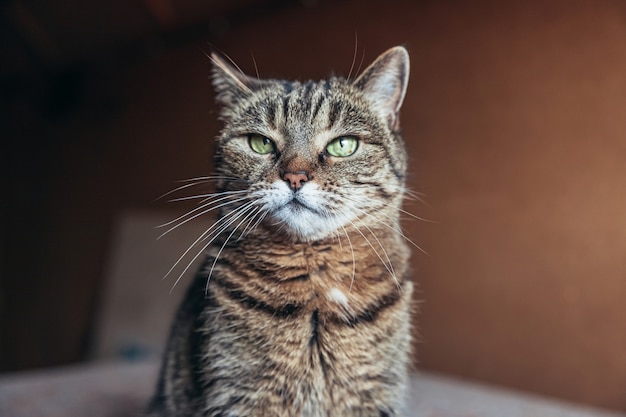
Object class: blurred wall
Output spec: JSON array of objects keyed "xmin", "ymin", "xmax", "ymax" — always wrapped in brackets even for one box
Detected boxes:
[{"xmin": 2, "ymin": 0, "xmax": 626, "ymax": 412}]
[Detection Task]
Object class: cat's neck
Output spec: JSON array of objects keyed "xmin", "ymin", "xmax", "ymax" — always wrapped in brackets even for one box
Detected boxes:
[{"xmin": 207, "ymin": 220, "xmax": 410, "ymax": 310}]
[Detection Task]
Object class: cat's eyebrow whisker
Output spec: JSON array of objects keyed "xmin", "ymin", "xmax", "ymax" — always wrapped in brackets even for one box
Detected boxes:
[
  {"xmin": 207, "ymin": 50, "xmax": 253, "ymax": 93},
  {"xmin": 354, "ymin": 48, "xmax": 366, "ymax": 81},
  {"xmin": 347, "ymin": 31, "xmax": 359, "ymax": 81},
  {"xmin": 250, "ymin": 50, "xmax": 260, "ymax": 80}
]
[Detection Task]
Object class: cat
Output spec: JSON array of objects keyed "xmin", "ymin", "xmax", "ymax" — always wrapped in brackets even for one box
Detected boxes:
[{"xmin": 146, "ymin": 45, "xmax": 414, "ymax": 417}]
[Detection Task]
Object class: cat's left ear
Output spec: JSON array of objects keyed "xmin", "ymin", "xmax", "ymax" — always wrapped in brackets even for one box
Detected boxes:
[
  {"xmin": 354, "ymin": 46, "xmax": 410, "ymax": 132},
  {"xmin": 210, "ymin": 52, "xmax": 267, "ymax": 110}
]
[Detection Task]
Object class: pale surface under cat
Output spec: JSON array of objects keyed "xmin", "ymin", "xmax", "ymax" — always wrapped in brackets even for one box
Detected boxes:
[{"xmin": 146, "ymin": 45, "xmax": 414, "ymax": 417}]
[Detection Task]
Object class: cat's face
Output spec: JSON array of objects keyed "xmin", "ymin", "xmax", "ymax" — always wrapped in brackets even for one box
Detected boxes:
[{"xmin": 212, "ymin": 47, "xmax": 410, "ymax": 242}]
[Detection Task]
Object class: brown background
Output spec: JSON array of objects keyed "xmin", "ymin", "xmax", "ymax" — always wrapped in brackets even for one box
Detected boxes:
[{"xmin": 2, "ymin": 0, "xmax": 625, "ymax": 412}]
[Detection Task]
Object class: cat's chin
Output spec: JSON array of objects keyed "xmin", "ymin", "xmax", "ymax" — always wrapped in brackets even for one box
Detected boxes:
[{"xmin": 272, "ymin": 203, "xmax": 338, "ymax": 242}]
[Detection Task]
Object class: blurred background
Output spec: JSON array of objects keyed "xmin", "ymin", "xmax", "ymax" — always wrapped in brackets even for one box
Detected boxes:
[{"xmin": 1, "ymin": 0, "xmax": 626, "ymax": 413}]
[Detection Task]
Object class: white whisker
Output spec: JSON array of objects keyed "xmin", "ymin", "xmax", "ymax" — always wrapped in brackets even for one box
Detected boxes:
[
  {"xmin": 397, "ymin": 207, "xmax": 436, "ymax": 224},
  {"xmin": 155, "ymin": 180, "xmax": 211, "ymax": 202},
  {"xmin": 338, "ymin": 224, "xmax": 356, "ymax": 292},
  {"xmin": 340, "ymin": 194, "xmax": 430, "ymax": 256},
  {"xmin": 348, "ymin": 219, "xmax": 400, "ymax": 289},
  {"xmin": 341, "ymin": 186, "xmax": 435, "ymax": 223},
  {"xmin": 168, "ymin": 189, "xmax": 248, "ymax": 203},
  {"xmin": 356, "ymin": 218, "xmax": 397, "ymax": 278},
  {"xmin": 347, "ymin": 32, "xmax": 358, "ymax": 81},
  {"xmin": 175, "ymin": 175, "xmax": 242, "ymax": 183},
  {"xmin": 204, "ymin": 205, "xmax": 260, "ymax": 293},
  {"xmin": 235, "ymin": 206, "xmax": 263, "ymax": 242},
  {"xmin": 334, "ymin": 227, "xmax": 344, "ymax": 251},
  {"xmin": 157, "ymin": 195, "xmax": 250, "ymax": 239},
  {"xmin": 168, "ymin": 201, "xmax": 258, "ymax": 292},
  {"xmin": 155, "ymin": 175, "xmax": 245, "ymax": 202},
  {"xmin": 163, "ymin": 200, "xmax": 255, "ymax": 283},
  {"xmin": 404, "ymin": 189, "xmax": 429, "ymax": 206},
  {"xmin": 247, "ymin": 209, "xmax": 268, "ymax": 236}
]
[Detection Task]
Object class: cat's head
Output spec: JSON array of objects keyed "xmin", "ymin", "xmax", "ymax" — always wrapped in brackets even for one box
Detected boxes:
[{"xmin": 211, "ymin": 46, "xmax": 410, "ymax": 242}]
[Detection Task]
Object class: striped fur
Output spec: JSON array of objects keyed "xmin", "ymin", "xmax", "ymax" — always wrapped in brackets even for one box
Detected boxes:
[{"xmin": 147, "ymin": 46, "xmax": 414, "ymax": 417}]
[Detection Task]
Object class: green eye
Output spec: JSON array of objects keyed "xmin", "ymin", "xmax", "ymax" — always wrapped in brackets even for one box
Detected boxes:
[
  {"xmin": 248, "ymin": 134, "xmax": 275, "ymax": 154},
  {"xmin": 326, "ymin": 136, "xmax": 358, "ymax": 157}
]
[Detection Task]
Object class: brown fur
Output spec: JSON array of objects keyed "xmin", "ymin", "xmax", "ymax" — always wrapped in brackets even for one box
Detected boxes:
[{"xmin": 147, "ymin": 46, "xmax": 414, "ymax": 417}]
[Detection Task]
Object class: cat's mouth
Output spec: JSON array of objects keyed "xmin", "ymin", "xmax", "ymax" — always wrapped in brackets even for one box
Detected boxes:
[
  {"xmin": 282, "ymin": 196, "xmax": 322, "ymax": 216},
  {"xmin": 286, "ymin": 198, "xmax": 313, "ymax": 211}
]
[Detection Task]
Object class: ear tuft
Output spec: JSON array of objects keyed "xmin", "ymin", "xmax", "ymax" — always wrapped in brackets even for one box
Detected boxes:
[
  {"xmin": 354, "ymin": 46, "xmax": 410, "ymax": 131},
  {"xmin": 210, "ymin": 52, "xmax": 258, "ymax": 109}
]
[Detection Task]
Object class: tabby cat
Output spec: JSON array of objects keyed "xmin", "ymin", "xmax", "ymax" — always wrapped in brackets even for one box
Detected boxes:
[{"xmin": 146, "ymin": 46, "xmax": 414, "ymax": 417}]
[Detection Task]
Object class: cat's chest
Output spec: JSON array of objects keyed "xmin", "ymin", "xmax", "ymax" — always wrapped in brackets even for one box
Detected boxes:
[
  {"xmin": 199, "ymin": 237, "xmax": 410, "ymax": 413},
  {"xmin": 206, "ymin": 233, "xmax": 408, "ymax": 339},
  {"xmin": 206, "ymin": 235, "xmax": 407, "ymax": 351}
]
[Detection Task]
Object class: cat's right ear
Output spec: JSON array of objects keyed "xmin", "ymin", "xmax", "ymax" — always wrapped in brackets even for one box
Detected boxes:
[{"xmin": 210, "ymin": 52, "xmax": 264, "ymax": 110}]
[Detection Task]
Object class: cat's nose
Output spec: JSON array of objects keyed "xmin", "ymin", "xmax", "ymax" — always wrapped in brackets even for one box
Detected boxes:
[{"xmin": 282, "ymin": 171, "xmax": 309, "ymax": 191}]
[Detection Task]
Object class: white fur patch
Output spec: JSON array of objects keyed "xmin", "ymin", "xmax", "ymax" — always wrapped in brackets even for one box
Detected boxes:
[
  {"xmin": 258, "ymin": 180, "xmax": 359, "ymax": 241},
  {"xmin": 328, "ymin": 288, "xmax": 349, "ymax": 306}
]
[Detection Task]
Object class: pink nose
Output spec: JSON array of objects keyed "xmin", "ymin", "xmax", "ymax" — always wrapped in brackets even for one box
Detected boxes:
[{"xmin": 283, "ymin": 171, "xmax": 309, "ymax": 191}]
